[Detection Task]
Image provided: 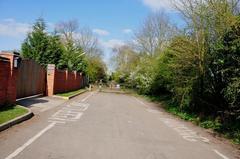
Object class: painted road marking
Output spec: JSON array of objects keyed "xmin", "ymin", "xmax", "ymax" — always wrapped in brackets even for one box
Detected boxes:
[
  {"xmin": 133, "ymin": 97, "xmax": 148, "ymax": 108},
  {"xmin": 5, "ymin": 122, "xmax": 56, "ymax": 159},
  {"xmin": 146, "ymin": 108, "xmax": 162, "ymax": 114},
  {"xmin": 48, "ymin": 101, "xmax": 90, "ymax": 124},
  {"xmin": 48, "ymin": 120, "xmax": 66, "ymax": 124},
  {"xmin": 213, "ymin": 149, "xmax": 229, "ymax": 159},
  {"xmin": 159, "ymin": 118, "xmax": 209, "ymax": 143},
  {"xmin": 5, "ymin": 93, "xmax": 95, "ymax": 159},
  {"xmin": 134, "ymin": 97, "xmax": 163, "ymax": 114},
  {"xmin": 81, "ymin": 92, "xmax": 95, "ymax": 102},
  {"xmin": 69, "ymin": 102, "xmax": 89, "ymax": 111},
  {"xmin": 134, "ymin": 96, "xmax": 210, "ymax": 143},
  {"xmin": 48, "ymin": 108, "xmax": 83, "ymax": 123}
]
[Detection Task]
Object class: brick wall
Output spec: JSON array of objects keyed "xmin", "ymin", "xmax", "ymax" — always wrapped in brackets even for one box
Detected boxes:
[
  {"xmin": 47, "ymin": 64, "xmax": 85, "ymax": 96},
  {"xmin": 0, "ymin": 52, "xmax": 19, "ymax": 106},
  {"xmin": 54, "ymin": 69, "xmax": 83, "ymax": 94},
  {"xmin": 0, "ymin": 57, "xmax": 10, "ymax": 106},
  {"xmin": 0, "ymin": 56, "xmax": 87, "ymax": 104},
  {"xmin": 0, "ymin": 52, "xmax": 18, "ymax": 105}
]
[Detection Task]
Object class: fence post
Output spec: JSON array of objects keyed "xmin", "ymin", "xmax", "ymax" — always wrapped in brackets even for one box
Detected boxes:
[{"xmin": 46, "ymin": 64, "xmax": 55, "ymax": 96}]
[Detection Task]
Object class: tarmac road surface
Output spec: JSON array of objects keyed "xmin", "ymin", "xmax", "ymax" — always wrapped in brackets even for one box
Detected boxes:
[{"xmin": 0, "ymin": 91, "xmax": 239, "ymax": 159}]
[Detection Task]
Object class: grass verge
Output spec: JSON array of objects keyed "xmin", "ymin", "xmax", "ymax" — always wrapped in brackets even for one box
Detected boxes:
[
  {"xmin": 0, "ymin": 105, "xmax": 28, "ymax": 125},
  {"xmin": 56, "ymin": 89, "xmax": 86, "ymax": 97}
]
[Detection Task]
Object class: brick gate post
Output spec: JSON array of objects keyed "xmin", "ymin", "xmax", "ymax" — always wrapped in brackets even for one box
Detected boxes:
[{"xmin": 46, "ymin": 64, "xmax": 55, "ymax": 96}]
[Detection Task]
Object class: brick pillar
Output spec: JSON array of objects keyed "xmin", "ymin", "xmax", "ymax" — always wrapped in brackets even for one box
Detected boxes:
[
  {"xmin": 0, "ymin": 52, "xmax": 19, "ymax": 104},
  {"xmin": 47, "ymin": 64, "xmax": 55, "ymax": 96},
  {"xmin": 65, "ymin": 70, "xmax": 68, "ymax": 92},
  {"xmin": 79, "ymin": 72, "xmax": 84, "ymax": 88},
  {"xmin": 74, "ymin": 71, "xmax": 77, "ymax": 89}
]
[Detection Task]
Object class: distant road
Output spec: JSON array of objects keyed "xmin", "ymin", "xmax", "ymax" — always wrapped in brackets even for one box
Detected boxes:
[{"xmin": 0, "ymin": 92, "xmax": 239, "ymax": 159}]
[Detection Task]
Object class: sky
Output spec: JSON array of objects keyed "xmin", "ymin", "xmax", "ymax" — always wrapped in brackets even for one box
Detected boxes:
[{"xmin": 0, "ymin": 0, "xmax": 183, "ymax": 65}]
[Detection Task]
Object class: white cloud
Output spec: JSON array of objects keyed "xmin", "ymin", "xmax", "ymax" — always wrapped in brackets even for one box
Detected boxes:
[
  {"xmin": 122, "ymin": 29, "xmax": 132, "ymax": 34},
  {"xmin": 93, "ymin": 28, "xmax": 110, "ymax": 36},
  {"xmin": 0, "ymin": 19, "xmax": 31, "ymax": 38},
  {"xmin": 142, "ymin": 0, "xmax": 177, "ymax": 11},
  {"xmin": 100, "ymin": 39, "xmax": 125, "ymax": 49}
]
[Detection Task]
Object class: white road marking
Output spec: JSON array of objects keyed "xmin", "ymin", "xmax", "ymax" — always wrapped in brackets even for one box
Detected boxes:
[
  {"xmin": 48, "ymin": 117, "xmax": 77, "ymax": 122},
  {"xmin": 133, "ymin": 97, "xmax": 148, "ymax": 108},
  {"xmin": 69, "ymin": 103, "xmax": 89, "ymax": 111},
  {"xmin": 159, "ymin": 118, "xmax": 210, "ymax": 143},
  {"xmin": 6, "ymin": 98, "xmax": 91, "ymax": 159},
  {"xmin": 146, "ymin": 108, "xmax": 162, "ymax": 114},
  {"xmin": 5, "ymin": 122, "xmax": 56, "ymax": 159},
  {"xmin": 48, "ymin": 120, "xmax": 66, "ymax": 124},
  {"xmin": 213, "ymin": 149, "xmax": 229, "ymax": 159},
  {"xmin": 81, "ymin": 92, "xmax": 95, "ymax": 102},
  {"xmin": 48, "ymin": 101, "xmax": 89, "ymax": 124}
]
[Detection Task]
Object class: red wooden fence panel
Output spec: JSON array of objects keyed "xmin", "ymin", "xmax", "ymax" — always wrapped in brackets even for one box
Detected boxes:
[{"xmin": 16, "ymin": 59, "xmax": 46, "ymax": 99}]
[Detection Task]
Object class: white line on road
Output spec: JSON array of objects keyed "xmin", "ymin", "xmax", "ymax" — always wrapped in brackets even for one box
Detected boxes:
[
  {"xmin": 159, "ymin": 118, "xmax": 210, "ymax": 143},
  {"xmin": 146, "ymin": 108, "xmax": 162, "ymax": 114},
  {"xmin": 81, "ymin": 92, "xmax": 95, "ymax": 102},
  {"xmin": 213, "ymin": 149, "xmax": 229, "ymax": 159},
  {"xmin": 48, "ymin": 117, "xmax": 77, "ymax": 122},
  {"xmin": 48, "ymin": 120, "xmax": 66, "ymax": 124},
  {"xmin": 133, "ymin": 97, "xmax": 148, "ymax": 108},
  {"xmin": 5, "ymin": 122, "xmax": 56, "ymax": 159}
]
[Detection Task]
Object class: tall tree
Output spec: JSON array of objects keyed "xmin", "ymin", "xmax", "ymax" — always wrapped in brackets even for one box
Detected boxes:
[
  {"xmin": 55, "ymin": 20, "xmax": 88, "ymax": 73},
  {"xmin": 22, "ymin": 18, "xmax": 63, "ymax": 66},
  {"xmin": 55, "ymin": 20, "xmax": 79, "ymax": 44},
  {"xmin": 75, "ymin": 27, "xmax": 103, "ymax": 58},
  {"xmin": 134, "ymin": 11, "xmax": 178, "ymax": 57}
]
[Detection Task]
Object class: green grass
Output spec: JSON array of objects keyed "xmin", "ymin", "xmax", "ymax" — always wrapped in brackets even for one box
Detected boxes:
[
  {"xmin": 131, "ymin": 92, "xmax": 240, "ymax": 145},
  {"xmin": 0, "ymin": 105, "xmax": 28, "ymax": 125},
  {"xmin": 163, "ymin": 101, "xmax": 240, "ymax": 145},
  {"xmin": 56, "ymin": 89, "xmax": 86, "ymax": 97}
]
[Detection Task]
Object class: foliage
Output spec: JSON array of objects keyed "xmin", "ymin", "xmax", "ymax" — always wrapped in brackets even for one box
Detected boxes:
[
  {"xmin": 56, "ymin": 20, "xmax": 107, "ymax": 80},
  {"xmin": 112, "ymin": 1, "xmax": 240, "ymax": 143},
  {"xmin": 22, "ymin": 18, "xmax": 63, "ymax": 67},
  {"xmin": 87, "ymin": 57, "xmax": 107, "ymax": 83},
  {"xmin": 22, "ymin": 18, "xmax": 107, "ymax": 81},
  {"xmin": 204, "ymin": 18, "xmax": 240, "ymax": 121},
  {"xmin": 57, "ymin": 41, "xmax": 88, "ymax": 73}
]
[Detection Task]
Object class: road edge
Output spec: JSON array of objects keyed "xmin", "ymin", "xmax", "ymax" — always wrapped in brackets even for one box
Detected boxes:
[
  {"xmin": 53, "ymin": 89, "xmax": 88, "ymax": 100},
  {"xmin": 0, "ymin": 106, "xmax": 34, "ymax": 132}
]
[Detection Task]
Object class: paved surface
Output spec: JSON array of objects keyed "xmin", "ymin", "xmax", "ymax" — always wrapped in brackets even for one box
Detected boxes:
[
  {"xmin": 0, "ymin": 92, "xmax": 239, "ymax": 159},
  {"xmin": 17, "ymin": 96, "xmax": 66, "ymax": 114}
]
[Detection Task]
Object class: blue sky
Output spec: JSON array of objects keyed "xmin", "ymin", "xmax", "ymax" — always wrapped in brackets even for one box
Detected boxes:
[{"xmin": 0, "ymin": 0, "xmax": 183, "ymax": 63}]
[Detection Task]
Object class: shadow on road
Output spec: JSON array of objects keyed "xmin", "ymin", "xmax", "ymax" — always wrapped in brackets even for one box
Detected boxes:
[{"xmin": 17, "ymin": 97, "xmax": 49, "ymax": 108}]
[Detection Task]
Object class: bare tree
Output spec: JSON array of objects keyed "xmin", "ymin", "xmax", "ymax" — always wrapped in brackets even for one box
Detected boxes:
[
  {"xmin": 134, "ymin": 11, "xmax": 178, "ymax": 57},
  {"xmin": 55, "ymin": 19, "xmax": 79, "ymax": 43},
  {"xmin": 75, "ymin": 27, "xmax": 103, "ymax": 58},
  {"xmin": 55, "ymin": 20, "xmax": 103, "ymax": 58}
]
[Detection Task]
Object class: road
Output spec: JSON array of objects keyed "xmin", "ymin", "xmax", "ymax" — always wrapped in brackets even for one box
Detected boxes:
[{"xmin": 0, "ymin": 91, "xmax": 239, "ymax": 159}]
